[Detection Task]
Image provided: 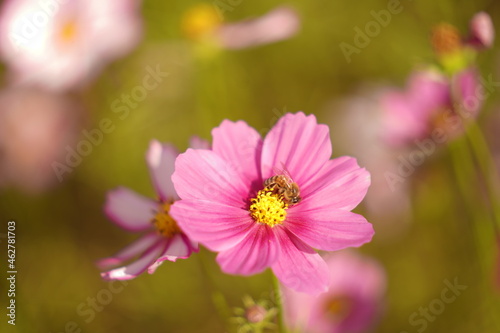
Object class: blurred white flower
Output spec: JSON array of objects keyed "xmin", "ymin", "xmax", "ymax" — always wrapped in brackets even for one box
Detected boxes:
[
  {"xmin": 0, "ymin": 87, "xmax": 83, "ymax": 193},
  {"xmin": 0, "ymin": 0, "xmax": 143, "ymax": 91},
  {"xmin": 327, "ymin": 86, "xmax": 412, "ymax": 235}
]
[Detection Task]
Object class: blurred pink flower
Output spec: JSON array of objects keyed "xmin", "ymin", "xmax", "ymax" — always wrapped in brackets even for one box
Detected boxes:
[
  {"xmin": 282, "ymin": 251, "xmax": 386, "ymax": 333},
  {"xmin": 381, "ymin": 68, "xmax": 482, "ymax": 146},
  {"xmin": 328, "ymin": 88, "xmax": 412, "ymax": 233},
  {"xmin": 181, "ymin": 5, "xmax": 300, "ymax": 50},
  {"xmin": 0, "ymin": 0, "xmax": 143, "ymax": 91},
  {"xmin": 381, "ymin": 70, "xmax": 450, "ymax": 146},
  {"xmin": 466, "ymin": 12, "xmax": 495, "ymax": 50},
  {"xmin": 170, "ymin": 112, "xmax": 374, "ymax": 295},
  {"xmin": 0, "ymin": 87, "xmax": 82, "ymax": 194},
  {"xmin": 98, "ymin": 140, "xmax": 200, "ymax": 280},
  {"xmin": 217, "ymin": 6, "xmax": 300, "ymax": 50}
]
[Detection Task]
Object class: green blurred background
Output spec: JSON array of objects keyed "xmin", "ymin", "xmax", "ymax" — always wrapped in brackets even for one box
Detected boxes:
[{"xmin": 1, "ymin": 0, "xmax": 500, "ymax": 332}]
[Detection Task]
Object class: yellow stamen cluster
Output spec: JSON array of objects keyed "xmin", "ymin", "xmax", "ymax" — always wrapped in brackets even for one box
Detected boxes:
[
  {"xmin": 60, "ymin": 21, "xmax": 77, "ymax": 44},
  {"xmin": 325, "ymin": 296, "xmax": 353, "ymax": 321},
  {"xmin": 249, "ymin": 189, "xmax": 288, "ymax": 227},
  {"xmin": 181, "ymin": 4, "xmax": 222, "ymax": 41},
  {"xmin": 152, "ymin": 202, "xmax": 181, "ymax": 238}
]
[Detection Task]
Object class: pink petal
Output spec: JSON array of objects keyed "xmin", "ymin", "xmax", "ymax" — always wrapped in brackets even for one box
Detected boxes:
[
  {"xmin": 158, "ymin": 234, "xmax": 192, "ymax": 262},
  {"xmin": 170, "ymin": 199, "xmax": 254, "ymax": 252},
  {"xmin": 216, "ymin": 224, "xmax": 279, "ymax": 275},
  {"xmin": 189, "ymin": 136, "xmax": 211, "ymax": 149},
  {"xmin": 453, "ymin": 68, "xmax": 481, "ymax": 117},
  {"xmin": 286, "ymin": 207, "xmax": 375, "ymax": 251},
  {"xmin": 300, "ymin": 157, "xmax": 370, "ymax": 211},
  {"xmin": 212, "ymin": 120, "xmax": 263, "ymax": 183},
  {"xmin": 467, "ymin": 11, "xmax": 494, "ymax": 49},
  {"xmin": 147, "ymin": 234, "xmax": 196, "ymax": 274},
  {"xmin": 105, "ymin": 187, "xmax": 157, "ymax": 232},
  {"xmin": 172, "ymin": 149, "xmax": 250, "ymax": 207},
  {"xmin": 261, "ymin": 112, "xmax": 332, "ymax": 186},
  {"xmin": 97, "ymin": 232, "xmax": 161, "ymax": 269},
  {"xmin": 101, "ymin": 241, "xmax": 167, "ymax": 280},
  {"xmin": 217, "ymin": 6, "xmax": 300, "ymax": 50},
  {"xmin": 146, "ymin": 140, "xmax": 179, "ymax": 201},
  {"xmin": 271, "ymin": 228, "xmax": 329, "ymax": 295}
]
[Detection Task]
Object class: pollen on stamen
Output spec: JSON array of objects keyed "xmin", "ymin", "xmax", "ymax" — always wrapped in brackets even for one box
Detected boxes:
[
  {"xmin": 152, "ymin": 201, "xmax": 182, "ymax": 238},
  {"xmin": 249, "ymin": 189, "xmax": 288, "ymax": 227}
]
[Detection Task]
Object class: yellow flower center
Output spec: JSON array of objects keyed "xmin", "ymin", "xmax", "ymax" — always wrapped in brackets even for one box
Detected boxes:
[
  {"xmin": 181, "ymin": 4, "xmax": 222, "ymax": 41},
  {"xmin": 324, "ymin": 296, "xmax": 353, "ymax": 322},
  {"xmin": 152, "ymin": 201, "xmax": 181, "ymax": 238},
  {"xmin": 249, "ymin": 189, "xmax": 288, "ymax": 227},
  {"xmin": 59, "ymin": 20, "xmax": 78, "ymax": 44}
]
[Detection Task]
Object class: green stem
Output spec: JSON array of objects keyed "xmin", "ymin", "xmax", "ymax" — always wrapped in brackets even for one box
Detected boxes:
[
  {"xmin": 272, "ymin": 274, "xmax": 286, "ymax": 333},
  {"xmin": 465, "ymin": 122, "xmax": 500, "ymax": 231},
  {"xmin": 449, "ymin": 138, "xmax": 500, "ymax": 331},
  {"xmin": 196, "ymin": 249, "xmax": 232, "ymax": 331}
]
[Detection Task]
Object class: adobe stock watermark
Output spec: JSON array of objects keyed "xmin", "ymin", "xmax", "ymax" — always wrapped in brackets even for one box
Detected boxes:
[
  {"xmin": 213, "ymin": 0, "xmax": 244, "ymax": 20},
  {"xmin": 385, "ymin": 73, "xmax": 500, "ymax": 191},
  {"xmin": 49, "ymin": 280, "xmax": 128, "ymax": 333},
  {"xmin": 9, "ymin": 0, "xmax": 68, "ymax": 51},
  {"xmin": 51, "ymin": 64, "xmax": 169, "ymax": 182},
  {"xmin": 340, "ymin": 0, "xmax": 412, "ymax": 63},
  {"xmin": 400, "ymin": 277, "xmax": 467, "ymax": 333}
]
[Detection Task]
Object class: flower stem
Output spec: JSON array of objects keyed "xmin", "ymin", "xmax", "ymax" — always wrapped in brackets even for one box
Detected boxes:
[
  {"xmin": 272, "ymin": 274, "xmax": 286, "ymax": 333},
  {"xmin": 196, "ymin": 249, "xmax": 232, "ymax": 331},
  {"xmin": 449, "ymin": 137, "xmax": 500, "ymax": 331},
  {"xmin": 465, "ymin": 121, "xmax": 500, "ymax": 231}
]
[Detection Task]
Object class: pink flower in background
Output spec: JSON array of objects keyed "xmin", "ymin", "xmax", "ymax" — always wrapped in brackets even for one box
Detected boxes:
[
  {"xmin": 217, "ymin": 6, "xmax": 300, "ymax": 50},
  {"xmin": 466, "ymin": 12, "xmax": 494, "ymax": 49},
  {"xmin": 0, "ymin": 0, "xmax": 143, "ymax": 91},
  {"xmin": 99, "ymin": 140, "xmax": 200, "ymax": 280},
  {"xmin": 170, "ymin": 112, "xmax": 374, "ymax": 294},
  {"xmin": 381, "ymin": 70, "xmax": 450, "ymax": 146},
  {"xmin": 381, "ymin": 68, "xmax": 482, "ymax": 146},
  {"xmin": 181, "ymin": 4, "xmax": 300, "ymax": 50},
  {"xmin": 328, "ymin": 88, "xmax": 412, "ymax": 233},
  {"xmin": 282, "ymin": 251, "xmax": 386, "ymax": 333},
  {"xmin": 0, "ymin": 87, "xmax": 82, "ymax": 194}
]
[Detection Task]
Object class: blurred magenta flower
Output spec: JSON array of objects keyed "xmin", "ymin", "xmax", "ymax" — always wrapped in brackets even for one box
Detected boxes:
[
  {"xmin": 381, "ymin": 70, "xmax": 450, "ymax": 146},
  {"xmin": 0, "ymin": 87, "xmax": 82, "ymax": 194},
  {"xmin": 282, "ymin": 251, "xmax": 386, "ymax": 333},
  {"xmin": 170, "ymin": 112, "xmax": 374, "ymax": 294},
  {"xmin": 99, "ymin": 140, "xmax": 200, "ymax": 280},
  {"xmin": 381, "ymin": 68, "xmax": 482, "ymax": 146},
  {"xmin": 0, "ymin": 0, "xmax": 143, "ymax": 91},
  {"xmin": 466, "ymin": 11, "xmax": 494, "ymax": 50}
]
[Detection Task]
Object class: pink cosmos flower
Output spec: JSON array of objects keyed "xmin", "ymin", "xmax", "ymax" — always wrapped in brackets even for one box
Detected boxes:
[
  {"xmin": 170, "ymin": 112, "xmax": 374, "ymax": 294},
  {"xmin": 0, "ymin": 0, "xmax": 143, "ymax": 91},
  {"xmin": 98, "ymin": 140, "xmax": 199, "ymax": 280},
  {"xmin": 282, "ymin": 251, "xmax": 386, "ymax": 333},
  {"xmin": 466, "ymin": 12, "xmax": 495, "ymax": 50},
  {"xmin": 381, "ymin": 68, "xmax": 482, "ymax": 146}
]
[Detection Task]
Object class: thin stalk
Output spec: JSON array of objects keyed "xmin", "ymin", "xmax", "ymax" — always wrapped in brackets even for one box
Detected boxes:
[
  {"xmin": 272, "ymin": 274, "xmax": 286, "ymax": 333},
  {"xmin": 465, "ymin": 121, "xmax": 500, "ymax": 231}
]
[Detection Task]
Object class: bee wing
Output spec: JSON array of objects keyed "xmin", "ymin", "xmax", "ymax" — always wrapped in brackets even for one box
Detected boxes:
[{"xmin": 274, "ymin": 163, "xmax": 294, "ymax": 182}]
